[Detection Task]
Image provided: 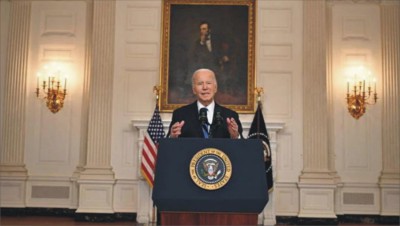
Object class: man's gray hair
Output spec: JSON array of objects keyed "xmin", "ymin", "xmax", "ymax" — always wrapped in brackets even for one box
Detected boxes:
[{"xmin": 191, "ymin": 68, "xmax": 217, "ymax": 87}]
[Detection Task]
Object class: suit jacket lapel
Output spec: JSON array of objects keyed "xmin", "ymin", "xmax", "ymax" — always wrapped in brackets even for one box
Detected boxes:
[
  {"xmin": 210, "ymin": 104, "xmax": 223, "ymax": 137},
  {"xmin": 190, "ymin": 101, "xmax": 203, "ymax": 137},
  {"xmin": 212, "ymin": 104, "xmax": 221, "ymax": 125}
]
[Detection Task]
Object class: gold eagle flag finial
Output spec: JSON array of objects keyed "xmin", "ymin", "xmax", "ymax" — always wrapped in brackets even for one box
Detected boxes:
[
  {"xmin": 153, "ymin": 85, "xmax": 162, "ymax": 108},
  {"xmin": 153, "ymin": 85, "xmax": 161, "ymax": 101},
  {"xmin": 255, "ymin": 87, "xmax": 264, "ymax": 103}
]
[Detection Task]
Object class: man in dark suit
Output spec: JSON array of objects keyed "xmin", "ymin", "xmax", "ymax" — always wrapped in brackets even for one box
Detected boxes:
[{"xmin": 167, "ymin": 68, "xmax": 243, "ymax": 139}]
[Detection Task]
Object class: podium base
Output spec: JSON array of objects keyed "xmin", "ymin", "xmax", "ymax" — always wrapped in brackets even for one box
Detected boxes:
[{"xmin": 161, "ymin": 212, "xmax": 258, "ymax": 225}]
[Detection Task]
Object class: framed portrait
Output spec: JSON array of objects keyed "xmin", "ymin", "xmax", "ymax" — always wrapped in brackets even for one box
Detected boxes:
[{"xmin": 159, "ymin": 0, "xmax": 256, "ymax": 113}]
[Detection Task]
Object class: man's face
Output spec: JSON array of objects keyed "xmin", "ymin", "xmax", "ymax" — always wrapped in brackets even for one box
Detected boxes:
[
  {"xmin": 200, "ymin": 23, "xmax": 210, "ymax": 36},
  {"xmin": 192, "ymin": 70, "xmax": 217, "ymax": 106}
]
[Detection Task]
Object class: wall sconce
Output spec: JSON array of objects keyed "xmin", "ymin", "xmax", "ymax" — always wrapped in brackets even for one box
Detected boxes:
[
  {"xmin": 346, "ymin": 66, "xmax": 378, "ymax": 119},
  {"xmin": 35, "ymin": 63, "xmax": 68, "ymax": 113}
]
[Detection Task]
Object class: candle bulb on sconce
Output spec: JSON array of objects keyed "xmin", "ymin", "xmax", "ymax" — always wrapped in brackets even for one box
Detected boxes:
[{"xmin": 362, "ymin": 80, "xmax": 366, "ymax": 101}]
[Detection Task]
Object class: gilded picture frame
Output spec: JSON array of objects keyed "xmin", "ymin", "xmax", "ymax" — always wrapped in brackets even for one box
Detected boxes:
[{"xmin": 160, "ymin": 0, "xmax": 256, "ymax": 113}]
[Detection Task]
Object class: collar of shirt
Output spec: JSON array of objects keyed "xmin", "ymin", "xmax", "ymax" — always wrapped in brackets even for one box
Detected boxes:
[{"xmin": 197, "ymin": 101, "xmax": 215, "ymax": 124}]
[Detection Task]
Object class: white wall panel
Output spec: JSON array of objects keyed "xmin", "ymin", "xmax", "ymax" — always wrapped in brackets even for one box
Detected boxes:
[
  {"xmin": 113, "ymin": 180, "xmax": 138, "ymax": 212},
  {"xmin": 263, "ymin": 72, "xmax": 292, "ymax": 118},
  {"xmin": 259, "ymin": 43, "xmax": 295, "ymax": 71},
  {"xmin": 123, "ymin": 4, "xmax": 160, "ymax": 71},
  {"xmin": 77, "ymin": 182, "xmax": 114, "ymax": 213},
  {"xmin": 40, "ymin": 11, "xmax": 76, "ymax": 36},
  {"xmin": 381, "ymin": 189, "xmax": 400, "ymax": 215},
  {"xmin": 26, "ymin": 1, "xmax": 86, "ymax": 178},
  {"xmin": 0, "ymin": 181, "xmax": 25, "ymax": 207},
  {"xmin": 277, "ymin": 134, "xmax": 294, "ymax": 171},
  {"xmin": 257, "ymin": 1, "xmax": 303, "ymax": 200},
  {"xmin": 256, "ymin": 1, "xmax": 303, "ymax": 217},
  {"xmin": 329, "ymin": 2, "xmax": 386, "ymax": 215},
  {"xmin": 26, "ymin": 178, "xmax": 73, "ymax": 208},
  {"xmin": 121, "ymin": 131, "xmax": 136, "ymax": 168},
  {"xmin": 124, "ymin": 4, "xmax": 160, "ymax": 43},
  {"xmin": 339, "ymin": 184, "xmax": 380, "ymax": 214},
  {"xmin": 262, "ymin": 44, "xmax": 293, "ymax": 61},
  {"xmin": 275, "ymin": 183, "xmax": 299, "ymax": 216},
  {"xmin": 112, "ymin": 0, "xmax": 162, "ymax": 185},
  {"xmin": 40, "ymin": 45, "xmax": 74, "ymax": 60},
  {"xmin": 332, "ymin": 4, "xmax": 382, "ymax": 184},
  {"xmin": 125, "ymin": 70, "xmax": 159, "ymax": 114},
  {"xmin": 299, "ymin": 188, "xmax": 335, "ymax": 218},
  {"xmin": 125, "ymin": 43, "xmax": 159, "ymax": 71},
  {"xmin": 126, "ymin": 43, "xmax": 157, "ymax": 58},
  {"xmin": 341, "ymin": 12, "xmax": 374, "ymax": 41},
  {"xmin": 260, "ymin": 8, "xmax": 293, "ymax": 33},
  {"xmin": 36, "ymin": 101, "xmax": 72, "ymax": 165},
  {"xmin": 126, "ymin": 7, "xmax": 159, "ymax": 30}
]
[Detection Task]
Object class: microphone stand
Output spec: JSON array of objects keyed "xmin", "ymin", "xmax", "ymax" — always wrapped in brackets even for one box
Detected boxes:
[{"xmin": 209, "ymin": 112, "xmax": 223, "ymax": 138}]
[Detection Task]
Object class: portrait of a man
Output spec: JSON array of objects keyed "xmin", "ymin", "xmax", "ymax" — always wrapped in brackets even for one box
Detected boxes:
[{"xmin": 161, "ymin": 1, "xmax": 255, "ymax": 112}]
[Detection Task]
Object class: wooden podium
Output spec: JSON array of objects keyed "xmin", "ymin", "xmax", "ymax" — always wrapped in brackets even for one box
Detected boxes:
[
  {"xmin": 161, "ymin": 212, "xmax": 258, "ymax": 225},
  {"xmin": 152, "ymin": 138, "xmax": 268, "ymax": 226}
]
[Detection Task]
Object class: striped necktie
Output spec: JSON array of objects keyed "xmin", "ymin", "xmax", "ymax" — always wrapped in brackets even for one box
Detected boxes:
[
  {"xmin": 200, "ymin": 108, "xmax": 209, "ymax": 138},
  {"xmin": 202, "ymin": 122, "xmax": 209, "ymax": 138}
]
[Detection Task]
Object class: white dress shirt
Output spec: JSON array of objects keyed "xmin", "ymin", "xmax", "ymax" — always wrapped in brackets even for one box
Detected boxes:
[{"xmin": 197, "ymin": 101, "xmax": 215, "ymax": 126}]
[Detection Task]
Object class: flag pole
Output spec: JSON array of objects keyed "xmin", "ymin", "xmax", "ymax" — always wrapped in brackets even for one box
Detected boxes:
[
  {"xmin": 152, "ymin": 205, "xmax": 156, "ymax": 223},
  {"xmin": 152, "ymin": 85, "xmax": 161, "ymax": 223},
  {"xmin": 255, "ymin": 87, "xmax": 264, "ymax": 139}
]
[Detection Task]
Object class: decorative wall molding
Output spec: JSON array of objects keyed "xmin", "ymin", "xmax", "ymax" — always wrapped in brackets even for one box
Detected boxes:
[
  {"xmin": 26, "ymin": 177, "xmax": 73, "ymax": 208},
  {"xmin": 379, "ymin": 2, "xmax": 400, "ymax": 216},
  {"xmin": 327, "ymin": 0, "xmax": 382, "ymax": 6},
  {"xmin": 301, "ymin": 0, "xmax": 337, "ymax": 218},
  {"xmin": 0, "ymin": 0, "xmax": 30, "ymax": 177},
  {"xmin": 259, "ymin": 7, "xmax": 293, "ymax": 33},
  {"xmin": 0, "ymin": 1, "xmax": 31, "ymax": 209},
  {"xmin": 261, "ymin": 44, "xmax": 293, "ymax": 61},
  {"xmin": 40, "ymin": 10, "xmax": 77, "ymax": 37},
  {"xmin": 77, "ymin": 0, "xmax": 116, "ymax": 214}
]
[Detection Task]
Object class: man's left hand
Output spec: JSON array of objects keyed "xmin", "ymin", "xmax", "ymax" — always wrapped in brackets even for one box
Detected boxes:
[{"xmin": 226, "ymin": 118, "xmax": 240, "ymax": 139}]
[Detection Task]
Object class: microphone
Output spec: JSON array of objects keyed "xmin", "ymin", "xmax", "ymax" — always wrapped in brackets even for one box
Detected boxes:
[
  {"xmin": 199, "ymin": 108, "xmax": 208, "ymax": 125},
  {"xmin": 209, "ymin": 112, "xmax": 223, "ymax": 139},
  {"xmin": 215, "ymin": 112, "xmax": 223, "ymax": 126}
]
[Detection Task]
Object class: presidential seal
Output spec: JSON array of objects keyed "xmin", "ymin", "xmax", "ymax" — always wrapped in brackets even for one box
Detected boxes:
[{"xmin": 189, "ymin": 148, "xmax": 232, "ymax": 190}]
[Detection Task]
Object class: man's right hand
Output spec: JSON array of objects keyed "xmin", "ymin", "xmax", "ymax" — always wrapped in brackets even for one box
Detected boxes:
[{"xmin": 170, "ymin": 121, "xmax": 185, "ymax": 138}]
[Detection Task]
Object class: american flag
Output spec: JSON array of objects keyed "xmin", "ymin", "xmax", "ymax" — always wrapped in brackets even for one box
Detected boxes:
[{"xmin": 141, "ymin": 105, "xmax": 165, "ymax": 188}]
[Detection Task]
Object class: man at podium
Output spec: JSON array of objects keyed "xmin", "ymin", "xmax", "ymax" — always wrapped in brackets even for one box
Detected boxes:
[
  {"xmin": 156, "ymin": 69, "xmax": 268, "ymax": 225},
  {"xmin": 167, "ymin": 68, "xmax": 243, "ymax": 139}
]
